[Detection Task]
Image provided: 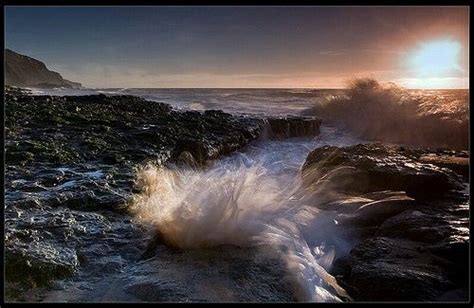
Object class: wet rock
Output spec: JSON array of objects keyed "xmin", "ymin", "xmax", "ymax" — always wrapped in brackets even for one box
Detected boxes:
[
  {"xmin": 331, "ymin": 237, "xmax": 457, "ymax": 301},
  {"xmin": 377, "ymin": 203, "xmax": 469, "ymax": 290},
  {"xmin": 5, "ymin": 163, "xmax": 132, "ymax": 213},
  {"xmin": 429, "ymin": 240, "xmax": 469, "ymax": 289},
  {"xmin": 418, "ymin": 152, "xmax": 469, "ymax": 181},
  {"xmin": 331, "ymin": 199, "xmax": 469, "ymax": 302},
  {"xmin": 6, "ymin": 93, "xmax": 322, "ymax": 171},
  {"xmin": 125, "ymin": 280, "xmax": 190, "ymax": 302},
  {"xmin": 173, "ymin": 138, "xmax": 213, "ymax": 165},
  {"xmin": 5, "ymin": 93, "xmax": 264, "ymax": 168},
  {"xmin": 4, "ymin": 207, "xmax": 147, "ymax": 290},
  {"xmin": 437, "ymin": 289, "xmax": 470, "ymax": 301},
  {"xmin": 378, "ymin": 205, "xmax": 469, "ymax": 243},
  {"xmin": 5, "ymin": 242, "xmax": 79, "ymax": 287},
  {"xmin": 302, "ymin": 143, "xmax": 464, "ymax": 200},
  {"xmin": 123, "ymin": 245, "xmax": 295, "ymax": 302},
  {"xmin": 102, "ymin": 154, "xmax": 124, "ymax": 165},
  {"xmin": 302, "ymin": 143, "xmax": 470, "ymax": 302},
  {"xmin": 266, "ymin": 116, "xmax": 321, "ymax": 139}
]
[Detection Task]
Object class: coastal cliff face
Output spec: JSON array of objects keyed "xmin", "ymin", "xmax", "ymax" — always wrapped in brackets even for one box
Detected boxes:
[{"xmin": 5, "ymin": 49, "xmax": 82, "ymax": 89}]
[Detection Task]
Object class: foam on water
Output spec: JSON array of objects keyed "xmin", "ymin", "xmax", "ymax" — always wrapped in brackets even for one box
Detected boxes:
[{"xmin": 130, "ymin": 127, "xmax": 362, "ymax": 302}]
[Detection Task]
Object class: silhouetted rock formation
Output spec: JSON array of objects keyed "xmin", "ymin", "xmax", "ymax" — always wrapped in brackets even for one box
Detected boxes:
[{"xmin": 5, "ymin": 49, "xmax": 82, "ymax": 88}]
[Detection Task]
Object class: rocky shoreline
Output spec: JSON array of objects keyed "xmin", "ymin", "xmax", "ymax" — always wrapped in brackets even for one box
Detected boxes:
[
  {"xmin": 4, "ymin": 88, "xmax": 469, "ymax": 302},
  {"xmin": 4, "ymin": 88, "xmax": 321, "ymax": 300},
  {"xmin": 301, "ymin": 144, "xmax": 469, "ymax": 301}
]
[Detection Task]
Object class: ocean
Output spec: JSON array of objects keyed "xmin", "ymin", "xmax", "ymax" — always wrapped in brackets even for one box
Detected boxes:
[{"xmin": 28, "ymin": 87, "xmax": 468, "ymax": 119}]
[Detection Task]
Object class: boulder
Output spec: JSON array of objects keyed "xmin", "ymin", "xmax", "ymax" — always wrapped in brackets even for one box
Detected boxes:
[
  {"xmin": 378, "ymin": 205, "xmax": 469, "ymax": 243},
  {"xmin": 331, "ymin": 237, "xmax": 458, "ymax": 301},
  {"xmin": 301, "ymin": 143, "xmax": 464, "ymax": 200},
  {"xmin": 377, "ymin": 204, "xmax": 469, "ymax": 289}
]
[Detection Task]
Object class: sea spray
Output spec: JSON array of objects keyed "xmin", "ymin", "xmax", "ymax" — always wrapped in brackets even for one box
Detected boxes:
[
  {"xmin": 131, "ymin": 161, "xmax": 286, "ymax": 248},
  {"xmin": 130, "ymin": 152, "xmax": 351, "ymax": 302},
  {"xmin": 302, "ymin": 78, "xmax": 468, "ymax": 149}
]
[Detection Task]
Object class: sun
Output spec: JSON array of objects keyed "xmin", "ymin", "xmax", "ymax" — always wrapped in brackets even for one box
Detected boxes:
[{"xmin": 409, "ymin": 40, "xmax": 462, "ymax": 77}]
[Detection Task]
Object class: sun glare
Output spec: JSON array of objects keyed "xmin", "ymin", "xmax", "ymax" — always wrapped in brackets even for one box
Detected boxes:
[{"xmin": 409, "ymin": 40, "xmax": 462, "ymax": 77}]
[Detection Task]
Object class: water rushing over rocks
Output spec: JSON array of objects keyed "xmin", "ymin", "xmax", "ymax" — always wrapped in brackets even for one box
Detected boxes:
[{"xmin": 4, "ymin": 88, "xmax": 469, "ymax": 302}]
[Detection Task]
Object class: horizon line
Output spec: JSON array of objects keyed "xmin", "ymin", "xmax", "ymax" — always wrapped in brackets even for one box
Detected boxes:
[{"xmin": 82, "ymin": 86, "xmax": 470, "ymax": 90}]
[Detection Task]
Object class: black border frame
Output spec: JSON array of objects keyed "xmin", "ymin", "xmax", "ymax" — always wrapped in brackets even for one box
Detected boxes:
[{"xmin": 1, "ymin": 1, "xmax": 471, "ymax": 306}]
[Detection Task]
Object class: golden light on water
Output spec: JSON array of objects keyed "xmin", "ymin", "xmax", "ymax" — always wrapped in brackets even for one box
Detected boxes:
[{"xmin": 409, "ymin": 40, "xmax": 462, "ymax": 77}]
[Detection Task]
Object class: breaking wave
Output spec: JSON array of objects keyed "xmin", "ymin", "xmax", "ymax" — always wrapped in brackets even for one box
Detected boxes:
[
  {"xmin": 302, "ymin": 78, "xmax": 469, "ymax": 150},
  {"xmin": 129, "ymin": 134, "xmax": 360, "ymax": 302}
]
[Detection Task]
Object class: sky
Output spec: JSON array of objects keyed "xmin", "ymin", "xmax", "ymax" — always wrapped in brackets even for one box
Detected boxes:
[{"xmin": 5, "ymin": 6, "xmax": 469, "ymax": 88}]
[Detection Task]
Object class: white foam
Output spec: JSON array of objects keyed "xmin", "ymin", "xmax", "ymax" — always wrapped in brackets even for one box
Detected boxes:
[{"xmin": 130, "ymin": 131, "xmax": 360, "ymax": 302}]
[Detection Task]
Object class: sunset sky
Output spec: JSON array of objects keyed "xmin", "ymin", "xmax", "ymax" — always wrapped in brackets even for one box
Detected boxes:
[{"xmin": 5, "ymin": 6, "xmax": 469, "ymax": 88}]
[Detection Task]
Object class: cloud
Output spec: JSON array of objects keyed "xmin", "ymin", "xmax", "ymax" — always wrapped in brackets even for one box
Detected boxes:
[{"xmin": 318, "ymin": 50, "xmax": 345, "ymax": 56}]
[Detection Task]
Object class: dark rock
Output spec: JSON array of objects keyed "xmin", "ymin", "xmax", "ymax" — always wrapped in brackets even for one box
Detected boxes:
[
  {"xmin": 173, "ymin": 138, "xmax": 212, "ymax": 165},
  {"xmin": 437, "ymin": 289, "xmax": 470, "ymax": 301},
  {"xmin": 102, "ymin": 153, "xmax": 124, "ymax": 165},
  {"xmin": 5, "ymin": 93, "xmax": 266, "ymax": 167},
  {"xmin": 331, "ymin": 200, "xmax": 469, "ymax": 302},
  {"xmin": 5, "ymin": 92, "xmax": 323, "ymax": 170},
  {"xmin": 418, "ymin": 152, "xmax": 469, "ymax": 181},
  {"xmin": 301, "ymin": 143, "xmax": 464, "ymax": 200},
  {"xmin": 125, "ymin": 280, "xmax": 190, "ymax": 302},
  {"xmin": 378, "ymin": 205, "xmax": 469, "ymax": 243},
  {"xmin": 429, "ymin": 240, "xmax": 469, "ymax": 288},
  {"xmin": 4, "ymin": 207, "xmax": 147, "ymax": 289},
  {"xmin": 265, "ymin": 116, "xmax": 321, "ymax": 139},
  {"xmin": 331, "ymin": 237, "xmax": 458, "ymax": 301},
  {"xmin": 125, "ymin": 244, "xmax": 296, "ymax": 302},
  {"xmin": 5, "ymin": 246, "xmax": 78, "ymax": 287},
  {"xmin": 302, "ymin": 143, "xmax": 470, "ymax": 302}
]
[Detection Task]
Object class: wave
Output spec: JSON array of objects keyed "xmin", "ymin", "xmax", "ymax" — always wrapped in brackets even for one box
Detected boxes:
[
  {"xmin": 301, "ymin": 78, "xmax": 469, "ymax": 150},
  {"xmin": 129, "ymin": 151, "xmax": 352, "ymax": 302}
]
